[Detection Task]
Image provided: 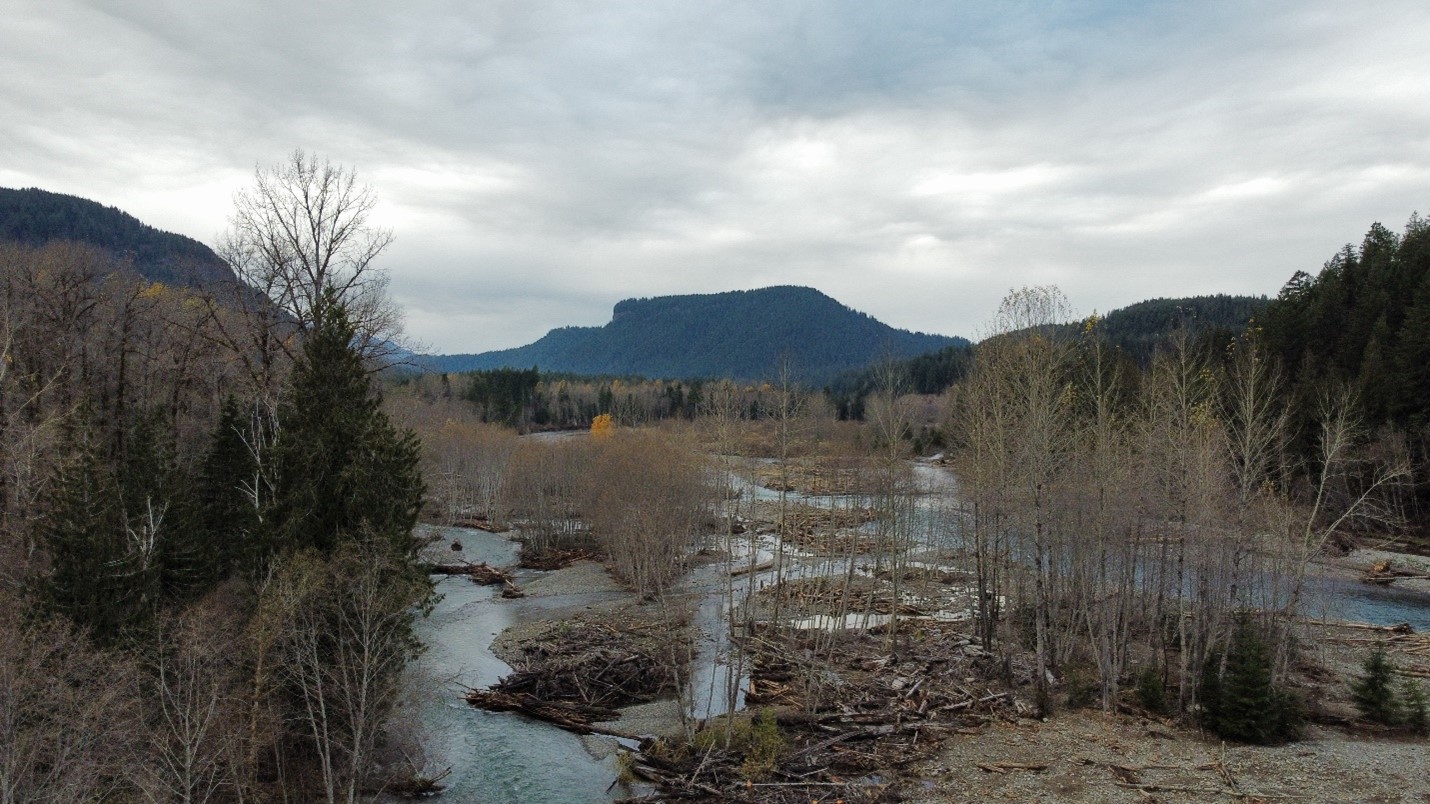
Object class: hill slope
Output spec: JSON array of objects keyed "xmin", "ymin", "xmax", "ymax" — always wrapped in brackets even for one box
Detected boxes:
[
  {"xmin": 428, "ymin": 286, "xmax": 965, "ymax": 382},
  {"xmin": 1094, "ymin": 294, "xmax": 1268, "ymax": 361},
  {"xmin": 0, "ymin": 187, "xmax": 236, "ymax": 289}
]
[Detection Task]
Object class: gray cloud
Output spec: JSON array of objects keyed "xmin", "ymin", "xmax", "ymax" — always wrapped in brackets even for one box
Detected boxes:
[{"xmin": 4, "ymin": 0, "xmax": 1429, "ymax": 352}]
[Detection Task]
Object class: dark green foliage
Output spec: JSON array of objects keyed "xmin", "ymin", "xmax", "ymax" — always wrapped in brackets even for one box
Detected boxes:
[
  {"xmin": 827, "ymin": 295, "xmax": 1255, "ymax": 420},
  {"xmin": 827, "ymin": 344, "xmax": 973, "ymax": 419},
  {"xmin": 115, "ymin": 411, "xmax": 195, "ymax": 608},
  {"xmin": 1401, "ymin": 678, "xmax": 1428, "ymax": 734},
  {"xmin": 1261, "ymin": 215, "xmax": 1430, "ymax": 424},
  {"xmin": 462, "ymin": 367, "xmax": 541, "ymax": 426},
  {"xmin": 426, "ymin": 286, "xmax": 966, "ymax": 383},
  {"xmin": 194, "ymin": 396, "xmax": 263, "ymax": 582},
  {"xmin": 1200, "ymin": 618, "xmax": 1303, "ymax": 744},
  {"xmin": 0, "ymin": 186, "xmax": 236, "ymax": 289},
  {"xmin": 36, "ymin": 433, "xmax": 141, "ymax": 644},
  {"xmin": 1260, "ymin": 212, "xmax": 1430, "ymax": 519},
  {"xmin": 1093, "ymin": 295, "xmax": 1268, "ymax": 364},
  {"xmin": 1137, "ymin": 666, "xmax": 1168, "ymax": 714},
  {"xmin": 1352, "ymin": 646, "xmax": 1402, "ymax": 725},
  {"xmin": 38, "ymin": 412, "xmax": 211, "ymax": 643},
  {"xmin": 266, "ymin": 294, "xmax": 424, "ymax": 560}
]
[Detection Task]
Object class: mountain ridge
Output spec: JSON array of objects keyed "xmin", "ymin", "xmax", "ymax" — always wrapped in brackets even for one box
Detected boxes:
[
  {"xmin": 0, "ymin": 186, "xmax": 237, "ymax": 289},
  {"xmin": 425, "ymin": 286, "xmax": 966, "ymax": 382}
]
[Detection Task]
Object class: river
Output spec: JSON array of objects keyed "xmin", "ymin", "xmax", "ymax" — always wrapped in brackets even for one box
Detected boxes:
[
  {"xmin": 401, "ymin": 526, "xmax": 625, "ymax": 803},
  {"xmin": 404, "ymin": 464, "xmax": 1430, "ymax": 799}
]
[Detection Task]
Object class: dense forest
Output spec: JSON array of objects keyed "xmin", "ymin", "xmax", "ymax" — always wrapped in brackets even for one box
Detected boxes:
[
  {"xmin": 0, "ymin": 186, "xmax": 239, "ymax": 289},
  {"xmin": 426, "ymin": 285, "xmax": 965, "ymax": 383},
  {"xmin": 825, "ymin": 294, "xmax": 1265, "ymax": 420}
]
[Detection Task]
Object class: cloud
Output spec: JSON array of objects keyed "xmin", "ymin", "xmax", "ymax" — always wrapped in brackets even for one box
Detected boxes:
[{"xmin": 4, "ymin": 0, "xmax": 1430, "ymax": 352}]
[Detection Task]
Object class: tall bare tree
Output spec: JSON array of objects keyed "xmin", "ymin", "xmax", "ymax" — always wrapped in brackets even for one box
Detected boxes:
[{"xmin": 216, "ymin": 150, "xmax": 401, "ymax": 387}]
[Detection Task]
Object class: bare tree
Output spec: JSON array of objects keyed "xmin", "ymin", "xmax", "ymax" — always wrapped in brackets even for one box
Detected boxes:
[
  {"xmin": 217, "ymin": 150, "xmax": 401, "ymax": 378},
  {"xmin": 141, "ymin": 602, "xmax": 243, "ymax": 804},
  {"xmin": 259, "ymin": 541, "xmax": 427, "ymax": 804},
  {"xmin": 0, "ymin": 595, "xmax": 141, "ymax": 803}
]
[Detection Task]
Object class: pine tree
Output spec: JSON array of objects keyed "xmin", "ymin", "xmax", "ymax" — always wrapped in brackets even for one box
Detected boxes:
[
  {"xmin": 195, "ymin": 396, "xmax": 263, "ymax": 580},
  {"xmin": 37, "ymin": 432, "xmax": 142, "ymax": 643},
  {"xmin": 1351, "ymin": 645, "xmax": 1402, "ymax": 725},
  {"xmin": 118, "ymin": 410, "xmax": 194, "ymax": 607},
  {"xmin": 264, "ymin": 291, "xmax": 424, "ymax": 561},
  {"xmin": 1400, "ymin": 678, "xmax": 1428, "ymax": 734},
  {"xmin": 1201, "ymin": 617, "xmax": 1303, "ymax": 744}
]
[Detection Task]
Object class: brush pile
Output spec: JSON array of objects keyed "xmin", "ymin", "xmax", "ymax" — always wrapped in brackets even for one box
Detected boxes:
[
  {"xmin": 468, "ymin": 620, "xmax": 685, "ymax": 732},
  {"xmin": 623, "ymin": 624, "xmax": 1023, "ymax": 802}
]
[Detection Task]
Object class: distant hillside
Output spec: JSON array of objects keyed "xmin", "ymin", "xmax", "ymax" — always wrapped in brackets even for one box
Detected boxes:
[
  {"xmin": 1094, "ymin": 294, "xmax": 1268, "ymax": 361},
  {"xmin": 427, "ymin": 286, "xmax": 966, "ymax": 383},
  {"xmin": 0, "ymin": 187, "xmax": 236, "ymax": 289},
  {"xmin": 826, "ymin": 294, "xmax": 1266, "ymax": 418}
]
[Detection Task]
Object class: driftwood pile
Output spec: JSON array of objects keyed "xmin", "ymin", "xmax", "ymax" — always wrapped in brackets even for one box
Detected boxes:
[
  {"xmin": 1362, "ymin": 558, "xmax": 1430, "ymax": 586},
  {"xmin": 467, "ymin": 621, "xmax": 680, "ymax": 733},
  {"xmin": 452, "ymin": 516, "xmax": 509, "ymax": 532},
  {"xmin": 754, "ymin": 459, "xmax": 880, "ymax": 496},
  {"xmin": 519, "ymin": 546, "xmax": 601, "ymax": 570},
  {"xmin": 775, "ymin": 504, "xmax": 880, "ymax": 554},
  {"xmin": 625, "ymin": 625, "xmax": 1021, "ymax": 802},
  {"xmin": 754, "ymin": 576, "xmax": 929, "ymax": 620}
]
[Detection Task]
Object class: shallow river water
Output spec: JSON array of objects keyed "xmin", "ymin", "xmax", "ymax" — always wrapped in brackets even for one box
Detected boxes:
[{"xmin": 402, "ymin": 527, "xmax": 624, "ymax": 803}]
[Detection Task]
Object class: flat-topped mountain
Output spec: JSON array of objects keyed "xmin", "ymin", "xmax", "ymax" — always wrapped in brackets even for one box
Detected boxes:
[
  {"xmin": 427, "ymin": 286, "xmax": 966, "ymax": 382},
  {"xmin": 0, "ymin": 187, "xmax": 236, "ymax": 289}
]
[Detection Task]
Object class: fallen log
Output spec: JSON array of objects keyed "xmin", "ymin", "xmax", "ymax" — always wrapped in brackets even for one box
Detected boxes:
[
  {"xmin": 464, "ymin": 689, "xmax": 623, "ymax": 735},
  {"xmin": 423, "ymin": 561, "xmax": 514, "ymax": 585},
  {"xmin": 730, "ymin": 558, "xmax": 775, "ymax": 577},
  {"xmin": 978, "ymin": 762, "xmax": 1049, "ymax": 773}
]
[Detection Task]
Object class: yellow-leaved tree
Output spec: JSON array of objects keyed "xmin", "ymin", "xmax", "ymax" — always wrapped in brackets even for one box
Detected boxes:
[{"xmin": 590, "ymin": 413, "xmax": 615, "ymax": 439}]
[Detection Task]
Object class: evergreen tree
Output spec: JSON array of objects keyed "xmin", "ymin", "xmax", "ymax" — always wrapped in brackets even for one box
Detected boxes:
[
  {"xmin": 194, "ymin": 396, "xmax": 264, "ymax": 581},
  {"xmin": 265, "ymin": 291, "xmax": 424, "ymax": 561},
  {"xmin": 118, "ymin": 410, "xmax": 195, "ymax": 606},
  {"xmin": 1401, "ymin": 678, "xmax": 1428, "ymax": 735},
  {"xmin": 1351, "ymin": 645, "xmax": 1402, "ymax": 725},
  {"xmin": 37, "ymin": 432, "xmax": 143, "ymax": 643},
  {"xmin": 1201, "ymin": 617, "xmax": 1303, "ymax": 744}
]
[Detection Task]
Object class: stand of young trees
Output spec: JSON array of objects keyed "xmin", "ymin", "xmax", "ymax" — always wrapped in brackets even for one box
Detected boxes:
[
  {"xmin": 1, "ymin": 154, "xmax": 430, "ymax": 801},
  {"xmin": 951, "ymin": 286, "xmax": 1406, "ymax": 727}
]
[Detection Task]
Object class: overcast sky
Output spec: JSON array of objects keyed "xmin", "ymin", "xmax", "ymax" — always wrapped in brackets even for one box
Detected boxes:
[{"xmin": 3, "ymin": 1, "xmax": 1429, "ymax": 353}]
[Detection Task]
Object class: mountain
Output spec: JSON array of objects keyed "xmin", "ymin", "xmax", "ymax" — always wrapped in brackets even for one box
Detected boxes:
[
  {"xmin": 825, "ymin": 293, "xmax": 1267, "ymax": 418},
  {"xmin": 0, "ymin": 187, "xmax": 236, "ymax": 289},
  {"xmin": 1093, "ymin": 294, "xmax": 1269, "ymax": 362},
  {"xmin": 426, "ymin": 286, "xmax": 966, "ymax": 382}
]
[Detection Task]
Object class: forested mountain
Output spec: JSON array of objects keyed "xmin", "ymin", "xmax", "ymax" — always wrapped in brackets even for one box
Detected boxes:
[
  {"xmin": 1094, "ymin": 294, "xmax": 1268, "ymax": 362},
  {"xmin": 0, "ymin": 186, "xmax": 236, "ymax": 289},
  {"xmin": 427, "ymin": 286, "xmax": 966, "ymax": 383},
  {"xmin": 826, "ymin": 294, "xmax": 1265, "ymax": 418},
  {"xmin": 1262, "ymin": 214, "xmax": 1430, "ymax": 431}
]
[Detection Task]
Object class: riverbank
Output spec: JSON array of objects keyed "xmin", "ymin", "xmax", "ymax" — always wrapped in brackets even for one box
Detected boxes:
[{"xmin": 911, "ymin": 711, "xmax": 1430, "ymax": 803}]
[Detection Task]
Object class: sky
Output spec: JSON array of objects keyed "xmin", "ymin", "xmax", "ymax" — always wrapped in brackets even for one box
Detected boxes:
[{"xmin": 3, "ymin": 1, "xmax": 1429, "ymax": 354}]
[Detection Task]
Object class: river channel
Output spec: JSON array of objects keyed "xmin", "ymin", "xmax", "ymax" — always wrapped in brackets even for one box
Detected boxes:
[{"xmin": 403, "ymin": 463, "xmax": 1430, "ymax": 800}]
